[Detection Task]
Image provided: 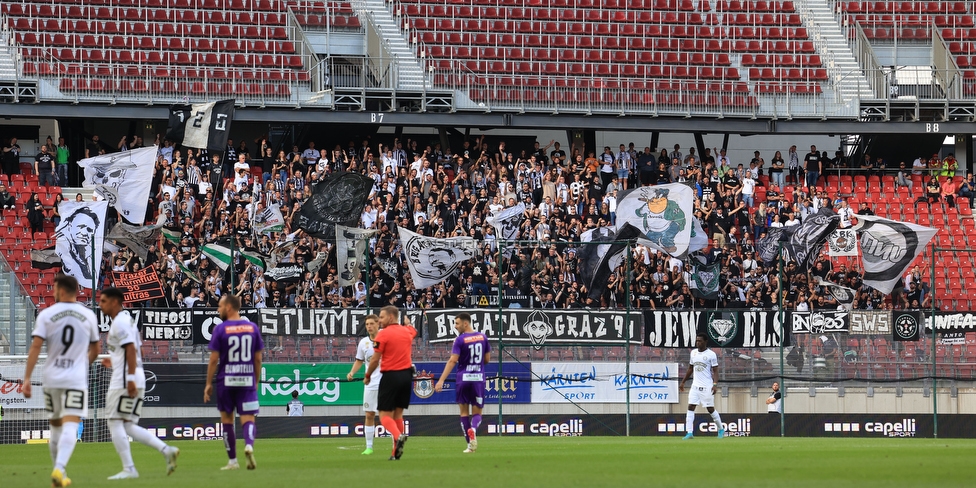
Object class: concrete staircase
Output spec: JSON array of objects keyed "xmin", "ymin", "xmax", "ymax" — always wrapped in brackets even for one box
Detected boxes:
[
  {"xmin": 0, "ymin": 30, "xmax": 21, "ymax": 80},
  {"xmin": 799, "ymin": 0, "xmax": 875, "ymax": 101},
  {"xmin": 357, "ymin": 0, "xmax": 428, "ymax": 91}
]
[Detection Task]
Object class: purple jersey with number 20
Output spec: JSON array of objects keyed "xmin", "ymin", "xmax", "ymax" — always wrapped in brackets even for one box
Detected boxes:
[
  {"xmin": 452, "ymin": 332, "xmax": 490, "ymax": 407},
  {"xmin": 209, "ymin": 319, "xmax": 264, "ymax": 414}
]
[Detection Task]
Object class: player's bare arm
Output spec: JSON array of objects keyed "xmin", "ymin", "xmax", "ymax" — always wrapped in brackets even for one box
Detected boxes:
[
  {"xmin": 88, "ymin": 340, "xmax": 101, "ymax": 364},
  {"xmin": 679, "ymin": 362, "xmax": 694, "ymax": 392},
  {"xmin": 435, "ymin": 354, "xmax": 460, "ymax": 393},
  {"xmin": 22, "ymin": 336, "xmax": 44, "ymax": 399},
  {"xmin": 124, "ymin": 343, "xmax": 138, "ymax": 398},
  {"xmin": 203, "ymin": 350, "xmax": 220, "ymax": 402},
  {"xmin": 347, "ymin": 358, "xmax": 365, "ymax": 382},
  {"xmin": 711, "ymin": 365, "xmax": 719, "ymax": 395}
]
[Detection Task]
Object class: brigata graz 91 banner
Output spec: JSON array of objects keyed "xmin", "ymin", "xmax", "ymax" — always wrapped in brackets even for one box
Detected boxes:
[{"xmin": 425, "ymin": 309, "xmax": 642, "ymax": 345}]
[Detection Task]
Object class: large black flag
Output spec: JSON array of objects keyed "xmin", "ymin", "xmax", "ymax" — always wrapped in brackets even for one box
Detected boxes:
[
  {"xmin": 757, "ymin": 207, "xmax": 839, "ymax": 272},
  {"xmin": 296, "ymin": 171, "xmax": 374, "ymax": 240},
  {"xmin": 579, "ymin": 223, "xmax": 642, "ymax": 302},
  {"xmin": 166, "ymin": 100, "xmax": 235, "ymax": 153}
]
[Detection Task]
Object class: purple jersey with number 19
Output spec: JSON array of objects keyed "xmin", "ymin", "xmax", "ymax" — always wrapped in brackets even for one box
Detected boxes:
[
  {"xmin": 452, "ymin": 332, "xmax": 490, "ymax": 407},
  {"xmin": 209, "ymin": 319, "xmax": 264, "ymax": 414}
]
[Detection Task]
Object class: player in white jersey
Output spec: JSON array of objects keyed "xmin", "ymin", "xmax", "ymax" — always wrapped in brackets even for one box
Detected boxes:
[
  {"xmin": 678, "ymin": 333, "xmax": 725, "ymax": 439},
  {"xmin": 346, "ymin": 314, "xmax": 381, "ymax": 455},
  {"xmin": 23, "ymin": 274, "xmax": 100, "ymax": 487},
  {"xmin": 99, "ymin": 287, "xmax": 180, "ymax": 480}
]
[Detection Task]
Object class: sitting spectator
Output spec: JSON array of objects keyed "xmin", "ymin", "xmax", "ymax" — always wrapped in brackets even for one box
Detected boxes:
[
  {"xmin": 924, "ymin": 177, "xmax": 942, "ymax": 204},
  {"xmin": 895, "ymin": 161, "xmax": 913, "ymax": 191},
  {"xmin": 0, "ymin": 183, "xmax": 14, "ymax": 210},
  {"xmin": 941, "ymin": 177, "xmax": 957, "ymax": 208},
  {"xmin": 959, "ymin": 174, "xmax": 975, "ymax": 207}
]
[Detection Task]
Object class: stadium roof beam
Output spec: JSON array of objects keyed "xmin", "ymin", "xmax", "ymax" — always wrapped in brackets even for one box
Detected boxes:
[{"xmin": 1, "ymin": 103, "xmax": 973, "ymax": 135}]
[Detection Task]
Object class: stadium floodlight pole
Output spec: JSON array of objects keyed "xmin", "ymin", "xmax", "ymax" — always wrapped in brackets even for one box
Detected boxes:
[
  {"xmin": 777, "ymin": 238, "xmax": 785, "ymax": 438},
  {"xmin": 495, "ymin": 238, "xmax": 504, "ymax": 434},
  {"xmin": 930, "ymin": 246, "xmax": 937, "ymax": 438},
  {"xmin": 624, "ymin": 244, "xmax": 632, "ymax": 437}
]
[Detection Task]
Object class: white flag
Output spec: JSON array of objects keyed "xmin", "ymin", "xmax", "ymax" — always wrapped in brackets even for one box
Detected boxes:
[
  {"xmin": 336, "ymin": 225, "xmax": 377, "ymax": 287},
  {"xmin": 55, "ymin": 201, "xmax": 108, "ymax": 289},
  {"xmin": 398, "ymin": 226, "xmax": 477, "ymax": 289},
  {"xmin": 486, "ymin": 202, "xmax": 525, "ymax": 241},
  {"xmin": 687, "ymin": 217, "xmax": 708, "ymax": 255},
  {"xmin": 616, "ymin": 184, "xmax": 693, "ymax": 257},
  {"xmin": 814, "ymin": 276, "xmax": 857, "ymax": 311},
  {"xmin": 827, "ymin": 228, "xmax": 859, "ymax": 257},
  {"xmin": 77, "ymin": 146, "xmax": 157, "ymax": 223},
  {"xmin": 253, "ymin": 204, "xmax": 285, "ymax": 234},
  {"xmin": 854, "ymin": 215, "xmax": 937, "ymax": 294}
]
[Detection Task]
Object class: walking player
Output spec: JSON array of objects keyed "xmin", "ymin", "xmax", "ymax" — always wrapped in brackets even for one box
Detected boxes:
[
  {"xmin": 364, "ymin": 306, "xmax": 416, "ymax": 460},
  {"xmin": 678, "ymin": 333, "xmax": 725, "ymax": 439},
  {"xmin": 204, "ymin": 295, "xmax": 264, "ymax": 470},
  {"xmin": 347, "ymin": 314, "xmax": 381, "ymax": 454},
  {"xmin": 434, "ymin": 312, "xmax": 490, "ymax": 453}
]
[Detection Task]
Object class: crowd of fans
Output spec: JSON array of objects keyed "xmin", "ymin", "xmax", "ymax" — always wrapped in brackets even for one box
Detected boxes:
[{"xmin": 55, "ymin": 133, "xmax": 963, "ymax": 312}]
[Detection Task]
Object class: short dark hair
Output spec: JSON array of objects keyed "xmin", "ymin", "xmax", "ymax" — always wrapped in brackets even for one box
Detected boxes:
[
  {"xmin": 456, "ymin": 312, "xmax": 471, "ymax": 324},
  {"xmin": 100, "ymin": 287, "xmax": 125, "ymax": 303},
  {"xmin": 222, "ymin": 293, "xmax": 242, "ymax": 311},
  {"xmin": 54, "ymin": 274, "xmax": 78, "ymax": 295},
  {"xmin": 364, "ymin": 314, "xmax": 379, "ymax": 323}
]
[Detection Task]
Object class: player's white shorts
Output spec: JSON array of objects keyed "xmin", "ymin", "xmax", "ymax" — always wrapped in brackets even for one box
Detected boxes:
[
  {"xmin": 363, "ymin": 387, "xmax": 379, "ymax": 413},
  {"xmin": 106, "ymin": 388, "xmax": 145, "ymax": 421},
  {"xmin": 688, "ymin": 385, "xmax": 715, "ymax": 407},
  {"xmin": 44, "ymin": 388, "xmax": 89, "ymax": 420}
]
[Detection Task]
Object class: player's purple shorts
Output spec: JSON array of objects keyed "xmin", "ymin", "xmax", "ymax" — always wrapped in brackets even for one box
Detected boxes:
[
  {"xmin": 455, "ymin": 380, "xmax": 486, "ymax": 408},
  {"xmin": 216, "ymin": 385, "xmax": 260, "ymax": 415}
]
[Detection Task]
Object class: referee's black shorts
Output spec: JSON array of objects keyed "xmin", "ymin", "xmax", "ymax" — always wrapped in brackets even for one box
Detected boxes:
[{"xmin": 378, "ymin": 369, "xmax": 413, "ymax": 411}]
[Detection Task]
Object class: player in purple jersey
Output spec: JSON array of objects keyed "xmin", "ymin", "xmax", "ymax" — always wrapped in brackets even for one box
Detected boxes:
[
  {"xmin": 204, "ymin": 294, "xmax": 264, "ymax": 471},
  {"xmin": 435, "ymin": 312, "xmax": 491, "ymax": 453}
]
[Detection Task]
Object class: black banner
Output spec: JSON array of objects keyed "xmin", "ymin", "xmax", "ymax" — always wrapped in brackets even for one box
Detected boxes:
[
  {"xmin": 924, "ymin": 311, "xmax": 976, "ymax": 333},
  {"xmin": 142, "ymin": 363, "xmax": 209, "ymax": 407},
  {"xmin": 295, "ymin": 172, "xmax": 373, "ymax": 241},
  {"xmin": 892, "ymin": 310, "xmax": 922, "ymax": 341},
  {"xmin": 191, "ymin": 308, "xmax": 425, "ymax": 345},
  {"xmin": 643, "ymin": 310, "xmax": 790, "ymax": 348},
  {"xmin": 791, "ymin": 311, "xmax": 850, "ymax": 334},
  {"xmin": 425, "ymin": 309, "xmax": 642, "ymax": 345}
]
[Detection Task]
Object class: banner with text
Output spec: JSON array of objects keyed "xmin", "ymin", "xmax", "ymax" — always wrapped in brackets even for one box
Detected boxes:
[
  {"xmin": 425, "ymin": 309, "xmax": 642, "ymax": 346},
  {"xmin": 643, "ymin": 310, "xmax": 790, "ymax": 348},
  {"xmin": 260, "ymin": 363, "xmax": 363, "ymax": 406},
  {"xmin": 530, "ymin": 362, "xmax": 679, "ymax": 403},
  {"xmin": 791, "ymin": 311, "xmax": 851, "ymax": 334},
  {"xmin": 110, "ymin": 265, "xmax": 165, "ymax": 303},
  {"xmin": 191, "ymin": 308, "xmax": 424, "ymax": 345},
  {"xmin": 409, "ymin": 362, "xmax": 533, "ymax": 404}
]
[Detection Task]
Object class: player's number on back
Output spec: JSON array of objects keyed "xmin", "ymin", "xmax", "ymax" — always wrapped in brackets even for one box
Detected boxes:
[
  {"xmin": 61, "ymin": 325, "xmax": 75, "ymax": 355},
  {"xmin": 467, "ymin": 342, "xmax": 483, "ymax": 364},
  {"xmin": 228, "ymin": 335, "xmax": 252, "ymax": 363}
]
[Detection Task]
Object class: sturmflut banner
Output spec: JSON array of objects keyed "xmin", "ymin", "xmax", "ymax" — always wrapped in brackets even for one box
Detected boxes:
[
  {"xmin": 191, "ymin": 308, "xmax": 425, "ymax": 345},
  {"xmin": 425, "ymin": 309, "xmax": 643, "ymax": 346},
  {"xmin": 530, "ymin": 362, "xmax": 679, "ymax": 403}
]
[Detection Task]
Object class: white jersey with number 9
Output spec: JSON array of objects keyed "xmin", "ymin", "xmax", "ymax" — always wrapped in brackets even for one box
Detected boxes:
[{"xmin": 34, "ymin": 302, "xmax": 100, "ymax": 390}]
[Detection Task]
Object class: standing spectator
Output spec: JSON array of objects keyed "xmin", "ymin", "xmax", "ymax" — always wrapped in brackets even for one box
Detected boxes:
[
  {"xmin": 804, "ymin": 145, "xmax": 821, "ymax": 189},
  {"xmin": 35, "ymin": 146, "xmax": 57, "ymax": 187},
  {"xmin": 788, "ymin": 144, "xmax": 800, "ymax": 185},
  {"xmin": 85, "ymin": 135, "xmax": 101, "ymax": 158},
  {"xmin": 27, "ymin": 193, "xmax": 45, "ymax": 234},
  {"xmin": 766, "ymin": 382, "xmax": 783, "ymax": 416},
  {"xmin": 55, "ymin": 137, "xmax": 70, "ymax": 186},
  {"xmin": 3, "ymin": 137, "xmax": 21, "ymax": 176},
  {"xmin": 769, "ymin": 150, "xmax": 785, "ymax": 188}
]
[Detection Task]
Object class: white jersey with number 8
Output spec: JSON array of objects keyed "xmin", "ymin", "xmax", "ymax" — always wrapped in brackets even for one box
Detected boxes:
[{"xmin": 33, "ymin": 302, "xmax": 100, "ymax": 390}]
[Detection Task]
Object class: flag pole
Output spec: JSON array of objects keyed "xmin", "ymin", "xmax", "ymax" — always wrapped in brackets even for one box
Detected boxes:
[
  {"xmin": 777, "ymin": 238, "xmax": 785, "ymax": 438},
  {"xmin": 91, "ymin": 238, "xmax": 96, "ymax": 313}
]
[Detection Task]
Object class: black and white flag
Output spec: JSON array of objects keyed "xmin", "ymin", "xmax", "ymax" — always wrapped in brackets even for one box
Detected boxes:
[
  {"xmin": 336, "ymin": 225, "xmax": 377, "ymax": 287},
  {"xmin": 579, "ymin": 223, "xmax": 642, "ymax": 301},
  {"xmin": 854, "ymin": 215, "xmax": 936, "ymax": 294},
  {"xmin": 56, "ymin": 201, "xmax": 108, "ymax": 288},
  {"xmin": 166, "ymin": 100, "xmax": 235, "ymax": 153},
  {"xmin": 827, "ymin": 228, "xmax": 858, "ymax": 257},
  {"xmin": 265, "ymin": 264, "xmax": 306, "ymax": 283},
  {"xmin": 486, "ymin": 202, "xmax": 525, "ymax": 242},
  {"xmin": 814, "ymin": 276, "xmax": 856, "ymax": 310},
  {"xmin": 296, "ymin": 171, "xmax": 374, "ymax": 241},
  {"xmin": 892, "ymin": 310, "xmax": 922, "ymax": 342},
  {"xmin": 757, "ymin": 207, "xmax": 839, "ymax": 271},
  {"xmin": 376, "ymin": 257, "xmax": 400, "ymax": 279},
  {"xmin": 398, "ymin": 226, "xmax": 477, "ymax": 289},
  {"xmin": 106, "ymin": 220, "xmax": 164, "ymax": 261},
  {"xmin": 790, "ymin": 311, "xmax": 850, "ymax": 334},
  {"xmin": 690, "ymin": 260, "xmax": 721, "ymax": 300},
  {"xmin": 253, "ymin": 204, "xmax": 285, "ymax": 234},
  {"xmin": 77, "ymin": 146, "xmax": 156, "ymax": 223}
]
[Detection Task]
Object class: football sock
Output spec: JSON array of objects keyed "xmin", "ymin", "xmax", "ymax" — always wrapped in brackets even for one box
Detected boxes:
[
  {"xmin": 710, "ymin": 411, "xmax": 723, "ymax": 428},
  {"xmin": 395, "ymin": 417, "xmax": 405, "ymax": 436},
  {"xmin": 364, "ymin": 425, "xmax": 375, "ymax": 448},
  {"xmin": 125, "ymin": 422, "xmax": 167, "ymax": 452},
  {"xmin": 243, "ymin": 421, "xmax": 256, "ymax": 447},
  {"xmin": 685, "ymin": 411, "xmax": 695, "ymax": 435},
  {"xmin": 49, "ymin": 425, "xmax": 62, "ymax": 465},
  {"xmin": 223, "ymin": 423, "xmax": 236, "ymax": 461},
  {"xmin": 109, "ymin": 420, "xmax": 135, "ymax": 471},
  {"xmin": 460, "ymin": 417, "xmax": 471, "ymax": 442},
  {"xmin": 55, "ymin": 421, "xmax": 79, "ymax": 471},
  {"xmin": 470, "ymin": 414, "xmax": 482, "ymax": 431},
  {"xmin": 380, "ymin": 416, "xmax": 400, "ymax": 440}
]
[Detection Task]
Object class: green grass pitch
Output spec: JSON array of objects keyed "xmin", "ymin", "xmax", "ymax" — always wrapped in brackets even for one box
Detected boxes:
[{"xmin": 1, "ymin": 436, "xmax": 973, "ymax": 488}]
